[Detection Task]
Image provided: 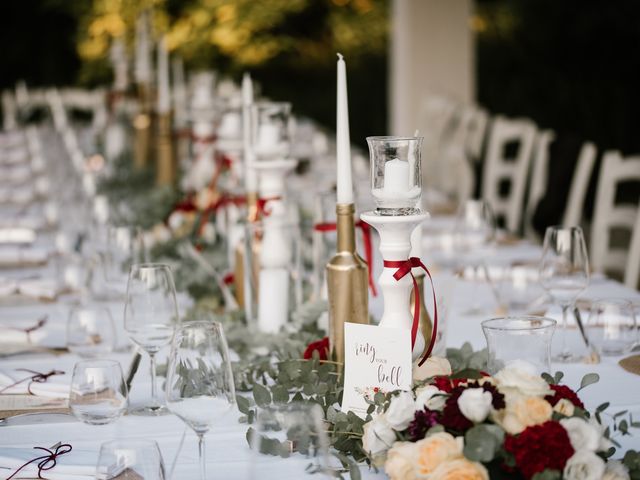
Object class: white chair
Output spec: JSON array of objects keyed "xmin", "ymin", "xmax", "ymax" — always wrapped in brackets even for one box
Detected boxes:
[
  {"xmin": 524, "ymin": 129, "xmax": 555, "ymax": 240},
  {"xmin": 624, "ymin": 205, "xmax": 640, "ymax": 290},
  {"xmin": 464, "ymin": 106, "xmax": 489, "ymax": 165},
  {"xmin": 562, "ymin": 142, "xmax": 597, "ymax": 228},
  {"xmin": 591, "ymin": 151, "xmax": 640, "ymax": 277},
  {"xmin": 481, "ymin": 116, "xmax": 537, "ymax": 233}
]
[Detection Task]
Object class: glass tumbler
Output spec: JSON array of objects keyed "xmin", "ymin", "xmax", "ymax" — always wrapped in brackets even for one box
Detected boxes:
[
  {"xmin": 587, "ymin": 299, "xmax": 638, "ymax": 356},
  {"xmin": 482, "ymin": 316, "xmax": 556, "ymax": 374}
]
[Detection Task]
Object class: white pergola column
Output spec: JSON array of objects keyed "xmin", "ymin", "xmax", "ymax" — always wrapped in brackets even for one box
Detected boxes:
[{"xmin": 390, "ymin": 0, "xmax": 475, "ymax": 135}]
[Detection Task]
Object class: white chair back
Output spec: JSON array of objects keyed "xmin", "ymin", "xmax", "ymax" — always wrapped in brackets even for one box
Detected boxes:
[
  {"xmin": 418, "ymin": 96, "xmax": 457, "ymax": 191},
  {"xmin": 624, "ymin": 205, "xmax": 640, "ymax": 290},
  {"xmin": 464, "ymin": 106, "xmax": 489, "ymax": 164},
  {"xmin": 524, "ymin": 129, "xmax": 555, "ymax": 240},
  {"xmin": 591, "ymin": 151, "xmax": 640, "ymax": 276},
  {"xmin": 481, "ymin": 116, "xmax": 537, "ymax": 233},
  {"xmin": 562, "ymin": 142, "xmax": 597, "ymax": 228}
]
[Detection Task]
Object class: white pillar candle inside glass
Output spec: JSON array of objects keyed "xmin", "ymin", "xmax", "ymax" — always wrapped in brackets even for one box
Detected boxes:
[
  {"xmin": 368, "ymin": 136, "xmax": 423, "ymax": 215},
  {"xmin": 252, "ymin": 102, "xmax": 291, "ymax": 160}
]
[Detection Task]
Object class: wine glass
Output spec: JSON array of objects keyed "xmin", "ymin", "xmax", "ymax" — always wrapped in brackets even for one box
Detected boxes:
[
  {"xmin": 247, "ymin": 403, "xmax": 332, "ymax": 478},
  {"xmin": 124, "ymin": 263, "xmax": 179, "ymax": 415},
  {"xmin": 165, "ymin": 321, "xmax": 236, "ymax": 480},
  {"xmin": 539, "ymin": 226, "xmax": 590, "ymax": 362},
  {"xmin": 454, "ymin": 199, "xmax": 496, "ymax": 253},
  {"xmin": 66, "ymin": 306, "xmax": 116, "ymax": 358},
  {"xmin": 97, "ymin": 439, "xmax": 166, "ymax": 480},
  {"xmin": 69, "ymin": 359, "xmax": 128, "ymax": 425},
  {"xmin": 587, "ymin": 299, "xmax": 638, "ymax": 356}
]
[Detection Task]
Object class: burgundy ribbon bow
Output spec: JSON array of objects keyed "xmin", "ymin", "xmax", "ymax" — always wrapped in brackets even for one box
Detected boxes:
[
  {"xmin": 383, "ymin": 257, "xmax": 438, "ymax": 367},
  {"xmin": 7, "ymin": 443, "xmax": 72, "ymax": 479},
  {"xmin": 7, "ymin": 316, "xmax": 47, "ymax": 344},
  {"xmin": 314, "ymin": 220, "xmax": 377, "ymax": 297},
  {"xmin": 0, "ymin": 369, "xmax": 65, "ymax": 395}
]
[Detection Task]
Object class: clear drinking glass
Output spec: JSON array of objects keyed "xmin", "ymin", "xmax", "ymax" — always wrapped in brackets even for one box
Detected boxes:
[
  {"xmin": 124, "ymin": 263, "xmax": 179, "ymax": 415},
  {"xmin": 96, "ymin": 439, "xmax": 166, "ymax": 480},
  {"xmin": 454, "ymin": 199, "xmax": 496, "ymax": 252},
  {"xmin": 494, "ymin": 262, "xmax": 546, "ymax": 315},
  {"xmin": 367, "ymin": 136, "xmax": 423, "ymax": 216},
  {"xmin": 66, "ymin": 306, "xmax": 116, "ymax": 358},
  {"xmin": 482, "ymin": 317, "xmax": 556, "ymax": 374},
  {"xmin": 69, "ymin": 359, "xmax": 128, "ymax": 425},
  {"xmin": 539, "ymin": 226, "xmax": 590, "ymax": 362},
  {"xmin": 247, "ymin": 403, "xmax": 332, "ymax": 479},
  {"xmin": 587, "ymin": 299, "xmax": 638, "ymax": 356},
  {"xmin": 165, "ymin": 321, "xmax": 236, "ymax": 480}
]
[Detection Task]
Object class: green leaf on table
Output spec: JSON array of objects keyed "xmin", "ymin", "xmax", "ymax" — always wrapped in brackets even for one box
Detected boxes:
[
  {"xmin": 463, "ymin": 425, "xmax": 504, "ymax": 462},
  {"xmin": 541, "ymin": 372, "xmax": 554, "ymax": 384},
  {"xmin": 271, "ymin": 385, "xmax": 289, "ymax": 404},
  {"xmin": 578, "ymin": 373, "xmax": 600, "ymax": 391},
  {"xmin": 450, "ymin": 368, "xmax": 483, "ymax": 380},
  {"xmin": 553, "ymin": 371, "xmax": 564, "ymax": 384},
  {"xmin": 532, "ymin": 470, "xmax": 562, "ymax": 480},
  {"xmin": 253, "ymin": 383, "xmax": 272, "ymax": 407},
  {"xmin": 596, "ymin": 402, "xmax": 610, "ymax": 413},
  {"xmin": 237, "ymin": 395, "xmax": 251, "ymax": 414}
]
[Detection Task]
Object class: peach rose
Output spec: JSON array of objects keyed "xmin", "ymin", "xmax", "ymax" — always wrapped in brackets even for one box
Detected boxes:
[
  {"xmin": 430, "ymin": 458, "xmax": 489, "ymax": 480},
  {"xmin": 415, "ymin": 432, "xmax": 464, "ymax": 476},
  {"xmin": 385, "ymin": 442, "xmax": 418, "ymax": 480},
  {"xmin": 413, "ymin": 356, "xmax": 452, "ymax": 382},
  {"xmin": 553, "ymin": 398, "xmax": 576, "ymax": 417},
  {"xmin": 493, "ymin": 396, "xmax": 552, "ymax": 434}
]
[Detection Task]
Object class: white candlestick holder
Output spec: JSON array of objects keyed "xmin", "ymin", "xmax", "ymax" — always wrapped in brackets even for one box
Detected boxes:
[{"xmin": 361, "ymin": 211, "xmax": 429, "ymax": 361}]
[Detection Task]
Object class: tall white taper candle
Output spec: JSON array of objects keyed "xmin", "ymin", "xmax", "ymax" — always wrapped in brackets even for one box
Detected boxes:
[
  {"xmin": 242, "ymin": 73, "xmax": 258, "ymax": 193},
  {"xmin": 134, "ymin": 12, "xmax": 151, "ymax": 85},
  {"xmin": 336, "ymin": 53, "xmax": 354, "ymax": 205},
  {"xmin": 156, "ymin": 37, "xmax": 170, "ymax": 114}
]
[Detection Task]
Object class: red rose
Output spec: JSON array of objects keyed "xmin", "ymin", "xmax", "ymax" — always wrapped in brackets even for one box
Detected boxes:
[
  {"xmin": 504, "ymin": 421, "xmax": 574, "ymax": 479},
  {"xmin": 303, "ymin": 337, "xmax": 329, "ymax": 361},
  {"xmin": 431, "ymin": 376, "xmax": 468, "ymax": 393},
  {"xmin": 545, "ymin": 384, "xmax": 585, "ymax": 409}
]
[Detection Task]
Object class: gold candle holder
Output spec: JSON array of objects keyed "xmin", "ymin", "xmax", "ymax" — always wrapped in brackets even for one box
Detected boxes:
[
  {"xmin": 326, "ymin": 203, "xmax": 369, "ymax": 367},
  {"xmin": 133, "ymin": 84, "xmax": 151, "ymax": 170},
  {"xmin": 233, "ymin": 191, "xmax": 260, "ymax": 308},
  {"xmin": 156, "ymin": 112, "xmax": 174, "ymax": 186},
  {"xmin": 410, "ymin": 272, "xmax": 433, "ymax": 358}
]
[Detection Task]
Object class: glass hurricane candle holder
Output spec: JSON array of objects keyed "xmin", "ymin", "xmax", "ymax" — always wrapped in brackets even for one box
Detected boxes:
[
  {"xmin": 251, "ymin": 102, "xmax": 291, "ymax": 161},
  {"xmin": 367, "ymin": 136, "xmax": 423, "ymax": 215}
]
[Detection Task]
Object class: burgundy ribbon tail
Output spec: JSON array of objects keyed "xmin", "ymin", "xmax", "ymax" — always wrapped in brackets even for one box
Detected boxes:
[
  {"xmin": 7, "ymin": 443, "xmax": 72, "ymax": 479},
  {"xmin": 0, "ymin": 369, "xmax": 65, "ymax": 395},
  {"xmin": 383, "ymin": 257, "xmax": 438, "ymax": 367}
]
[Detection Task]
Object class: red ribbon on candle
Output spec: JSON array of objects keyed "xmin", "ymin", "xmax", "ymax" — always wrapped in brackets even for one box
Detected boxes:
[
  {"xmin": 0, "ymin": 368, "xmax": 65, "ymax": 395},
  {"xmin": 6, "ymin": 443, "xmax": 72, "ymax": 480},
  {"xmin": 314, "ymin": 220, "xmax": 377, "ymax": 297},
  {"xmin": 382, "ymin": 257, "xmax": 438, "ymax": 367}
]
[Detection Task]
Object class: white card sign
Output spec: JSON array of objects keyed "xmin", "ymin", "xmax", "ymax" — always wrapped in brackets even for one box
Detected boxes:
[{"xmin": 341, "ymin": 323, "xmax": 413, "ymax": 418}]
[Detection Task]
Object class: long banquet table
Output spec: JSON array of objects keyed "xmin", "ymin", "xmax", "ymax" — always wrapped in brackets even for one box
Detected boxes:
[{"xmin": 1, "ymin": 223, "xmax": 639, "ymax": 479}]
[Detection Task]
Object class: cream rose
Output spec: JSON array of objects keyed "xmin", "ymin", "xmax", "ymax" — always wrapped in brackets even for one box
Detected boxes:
[
  {"xmin": 384, "ymin": 442, "xmax": 418, "ymax": 480},
  {"xmin": 493, "ymin": 396, "xmax": 552, "ymax": 435},
  {"xmin": 362, "ymin": 414, "xmax": 396, "ymax": 458},
  {"xmin": 553, "ymin": 398, "xmax": 575, "ymax": 417},
  {"xmin": 414, "ymin": 432, "xmax": 464, "ymax": 476},
  {"xmin": 563, "ymin": 450, "xmax": 606, "ymax": 480},
  {"xmin": 603, "ymin": 460, "xmax": 631, "ymax": 480},
  {"xmin": 430, "ymin": 458, "xmax": 489, "ymax": 480},
  {"xmin": 413, "ymin": 356, "xmax": 452, "ymax": 381},
  {"xmin": 415, "ymin": 385, "xmax": 446, "ymax": 411},
  {"xmin": 494, "ymin": 362, "xmax": 552, "ymax": 398},
  {"xmin": 561, "ymin": 417, "xmax": 601, "ymax": 452},
  {"xmin": 386, "ymin": 391, "xmax": 417, "ymax": 430},
  {"xmin": 457, "ymin": 388, "xmax": 493, "ymax": 423}
]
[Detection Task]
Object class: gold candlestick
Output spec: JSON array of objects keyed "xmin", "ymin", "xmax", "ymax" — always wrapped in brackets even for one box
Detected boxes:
[
  {"xmin": 133, "ymin": 84, "xmax": 151, "ymax": 170},
  {"xmin": 156, "ymin": 112, "xmax": 174, "ymax": 186},
  {"xmin": 410, "ymin": 272, "xmax": 433, "ymax": 358},
  {"xmin": 233, "ymin": 191, "xmax": 260, "ymax": 308},
  {"xmin": 326, "ymin": 203, "xmax": 369, "ymax": 367}
]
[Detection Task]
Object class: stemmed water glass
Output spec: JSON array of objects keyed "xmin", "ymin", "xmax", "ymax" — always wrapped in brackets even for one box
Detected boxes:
[
  {"xmin": 539, "ymin": 226, "xmax": 590, "ymax": 362},
  {"xmin": 165, "ymin": 321, "xmax": 236, "ymax": 480},
  {"xmin": 454, "ymin": 199, "xmax": 496, "ymax": 253},
  {"xmin": 124, "ymin": 263, "xmax": 179, "ymax": 415}
]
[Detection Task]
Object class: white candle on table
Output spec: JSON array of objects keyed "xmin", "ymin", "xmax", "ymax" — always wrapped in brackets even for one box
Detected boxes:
[
  {"xmin": 383, "ymin": 158, "xmax": 410, "ymax": 194},
  {"xmin": 258, "ymin": 268, "xmax": 290, "ymax": 333},
  {"xmin": 242, "ymin": 73, "xmax": 257, "ymax": 192},
  {"xmin": 256, "ymin": 123, "xmax": 281, "ymax": 157},
  {"xmin": 134, "ymin": 12, "xmax": 151, "ymax": 85},
  {"xmin": 336, "ymin": 53, "xmax": 354, "ymax": 205},
  {"xmin": 156, "ymin": 37, "xmax": 170, "ymax": 114}
]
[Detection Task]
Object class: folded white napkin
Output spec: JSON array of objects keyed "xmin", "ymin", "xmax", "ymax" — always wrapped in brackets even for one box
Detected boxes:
[
  {"xmin": 0, "ymin": 446, "xmax": 98, "ymax": 480},
  {"xmin": 17, "ymin": 278, "xmax": 60, "ymax": 300},
  {"xmin": 0, "ymin": 369, "xmax": 70, "ymax": 399},
  {"xmin": 0, "ymin": 228, "xmax": 35, "ymax": 245},
  {"xmin": 0, "ymin": 247, "xmax": 49, "ymax": 267},
  {"xmin": 0, "ymin": 216, "xmax": 47, "ymax": 231}
]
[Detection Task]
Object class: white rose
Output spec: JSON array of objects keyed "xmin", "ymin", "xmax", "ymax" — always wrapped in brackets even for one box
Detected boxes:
[
  {"xmin": 603, "ymin": 460, "xmax": 631, "ymax": 480},
  {"xmin": 589, "ymin": 417, "xmax": 614, "ymax": 452},
  {"xmin": 494, "ymin": 363, "xmax": 552, "ymax": 398},
  {"xmin": 415, "ymin": 385, "xmax": 446, "ymax": 411},
  {"xmin": 457, "ymin": 388, "xmax": 493, "ymax": 423},
  {"xmin": 561, "ymin": 417, "xmax": 601, "ymax": 452},
  {"xmin": 362, "ymin": 414, "xmax": 397, "ymax": 458},
  {"xmin": 563, "ymin": 450, "xmax": 606, "ymax": 480},
  {"xmin": 386, "ymin": 391, "xmax": 417, "ymax": 430}
]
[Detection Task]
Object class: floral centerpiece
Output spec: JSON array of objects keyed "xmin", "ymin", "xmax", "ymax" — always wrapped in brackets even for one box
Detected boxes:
[{"xmin": 361, "ymin": 360, "xmax": 637, "ymax": 480}]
